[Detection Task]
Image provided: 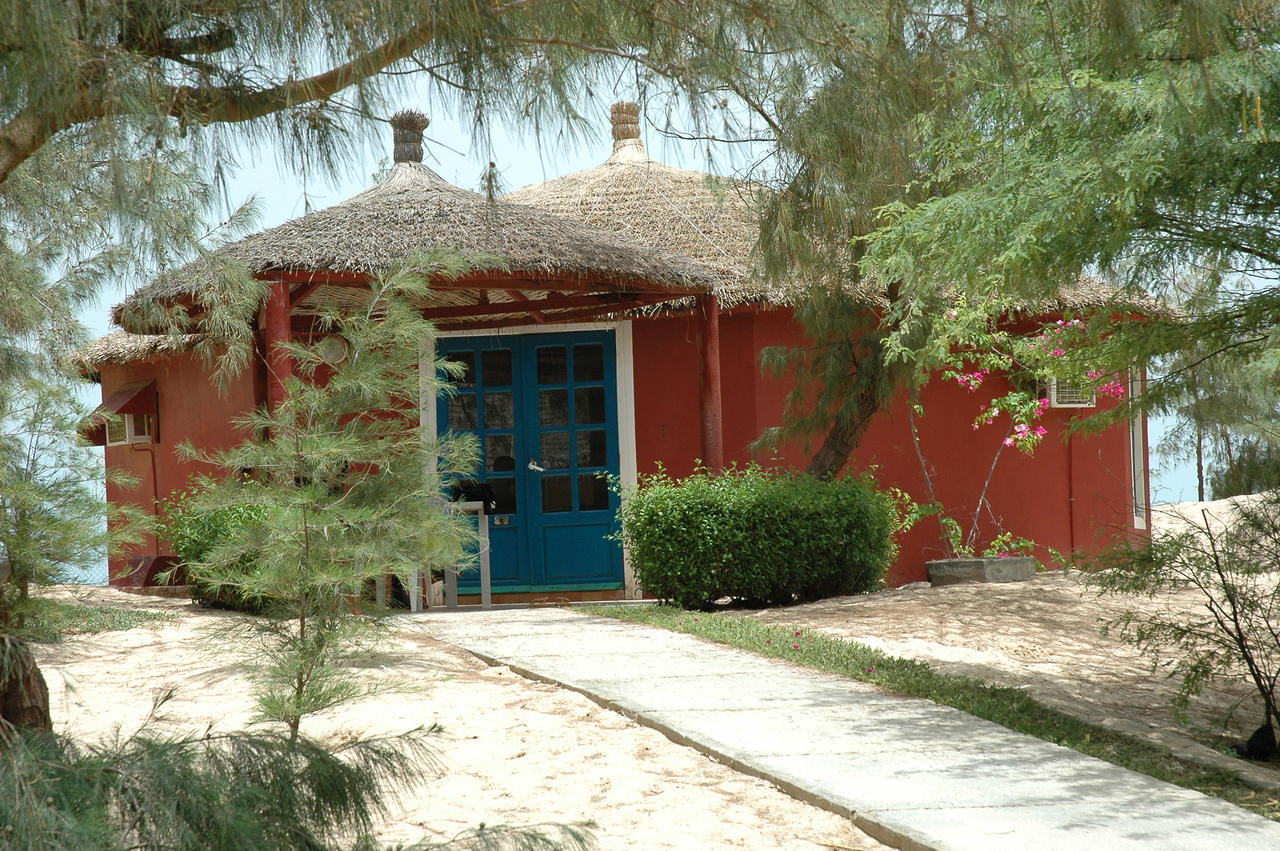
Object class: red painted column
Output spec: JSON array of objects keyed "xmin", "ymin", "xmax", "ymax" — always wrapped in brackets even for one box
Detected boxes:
[
  {"xmin": 264, "ymin": 279, "xmax": 292, "ymax": 412},
  {"xmin": 699, "ymin": 293, "xmax": 725, "ymax": 470}
]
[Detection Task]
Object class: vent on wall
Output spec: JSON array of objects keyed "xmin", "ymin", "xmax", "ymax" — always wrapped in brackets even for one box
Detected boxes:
[{"xmin": 1049, "ymin": 379, "xmax": 1096, "ymax": 408}]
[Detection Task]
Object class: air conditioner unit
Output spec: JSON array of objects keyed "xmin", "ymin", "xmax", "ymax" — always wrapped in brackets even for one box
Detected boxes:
[{"xmin": 1049, "ymin": 379, "xmax": 1096, "ymax": 408}]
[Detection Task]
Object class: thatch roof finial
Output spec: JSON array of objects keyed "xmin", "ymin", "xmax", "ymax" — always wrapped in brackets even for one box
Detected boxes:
[
  {"xmin": 609, "ymin": 101, "xmax": 648, "ymax": 163},
  {"xmin": 390, "ymin": 110, "xmax": 430, "ymax": 163}
]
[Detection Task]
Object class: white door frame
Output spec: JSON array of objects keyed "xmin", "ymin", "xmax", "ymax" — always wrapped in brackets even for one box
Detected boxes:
[{"xmin": 435, "ymin": 320, "xmax": 640, "ymax": 598}]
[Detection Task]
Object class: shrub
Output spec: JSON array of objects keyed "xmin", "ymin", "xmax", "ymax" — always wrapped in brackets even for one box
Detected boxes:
[
  {"xmin": 617, "ymin": 465, "xmax": 897, "ymax": 608},
  {"xmin": 1088, "ymin": 491, "xmax": 1280, "ymax": 758},
  {"xmin": 163, "ymin": 493, "xmax": 268, "ymax": 613}
]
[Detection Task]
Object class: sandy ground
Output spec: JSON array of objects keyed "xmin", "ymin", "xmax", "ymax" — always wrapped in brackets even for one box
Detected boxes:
[
  {"xmin": 734, "ymin": 497, "xmax": 1280, "ymax": 790},
  {"xmin": 32, "ymin": 585, "xmax": 884, "ymax": 851}
]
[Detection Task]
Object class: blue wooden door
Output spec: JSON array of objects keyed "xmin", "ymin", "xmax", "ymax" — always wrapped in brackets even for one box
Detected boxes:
[{"xmin": 438, "ymin": 331, "xmax": 623, "ymax": 592}]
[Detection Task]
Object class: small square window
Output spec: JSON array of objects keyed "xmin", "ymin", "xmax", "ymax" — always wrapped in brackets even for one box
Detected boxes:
[{"xmin": 129, "ymin": 413, "xmax": 154, "ymax": 443}]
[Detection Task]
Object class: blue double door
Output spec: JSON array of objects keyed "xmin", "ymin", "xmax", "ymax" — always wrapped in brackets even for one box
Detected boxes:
[{"xmin": 438, "ymin": 330, "xmax": 624, "ymax": 592}]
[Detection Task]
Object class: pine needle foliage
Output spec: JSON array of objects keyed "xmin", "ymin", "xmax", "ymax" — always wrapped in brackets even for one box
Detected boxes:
[
  {"xmin": 748, "ymin": 3, "xmax": 983, "ymax": 473},
  {"xmin": 0, "ymin": 0, "xmax": 840, "ymax": 190},
  {"xmin": 0, "ymin": 726, "xmax": 431, "ymax": 850},
  {"xmin": 175, "ymin": 254, "xmax": 481, "ymax": 737},
  {"xmin": 748, "ymin": 3, "xmax": 1280, "ymax": 471},
  {"xmin": 0, "ymin": 376, "xmax": 149, "ymax": 632},
  {"xmin": 843, "ymin": 2, "xmax": 1280, "ymax": 432}
]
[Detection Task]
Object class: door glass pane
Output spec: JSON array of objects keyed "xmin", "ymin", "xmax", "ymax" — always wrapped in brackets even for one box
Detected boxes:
[
  {"xmin": 539, "ymin": 389, "xmax": 569, "ymax": 426},
  {"xmin": 490, "ymin": 476, "xmax": 517, "ymax": 514},
  {"xmin": 444, "ymin": 352, "xmax": 474, "ymax": 386},
  {"xmin": 541, "ymin": 431, "xmax": 570, "ymax": 469},
  {"xmin": 481, "ymin": 349, "xmax": 512, "ymax": 386},
  {"xmin": 537, "ymin": 346, "xmax": 567, "ymax": 383},
  {"xmin": 485, "ymin": 434, "xmax": 515, "ymax": 471},
  {"xmin": 575, "ymin": 387, "xmax": 606, "ymax": 424},
  {"xmin": 576, "ymin": 430, "xmax": 607, "ymax": 467},
  {"xmin": 574, "ymin": 344, "xmax": 604, "ymax": 381},
  {"xmin": 541, "ymin": 476, "xmax": 572, "ymax": 513},
  {"xmin": 483, "ymin": 392, "xmax": 513, "ymax": 428},
  {"xmin": 578, "ymin": 473, "xmax": 609, "ymax": 510},
  {"xmin": 447, "ymin": 395, "xmax": 477, "ymax": 430}
]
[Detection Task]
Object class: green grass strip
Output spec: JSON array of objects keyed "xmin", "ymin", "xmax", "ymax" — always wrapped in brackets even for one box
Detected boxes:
[
  {"xmin": 23, "ymin": 599, "xmax": 176, "ymax": 643},
  {"xmin": 583, "ymin": 603, "xmax": 1280, "ymax": 821}
]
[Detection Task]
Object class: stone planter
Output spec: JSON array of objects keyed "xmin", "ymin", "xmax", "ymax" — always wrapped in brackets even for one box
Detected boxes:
[{"xmin": 925, "ymin": 557, "xmax": 1037, "ymax": 587}]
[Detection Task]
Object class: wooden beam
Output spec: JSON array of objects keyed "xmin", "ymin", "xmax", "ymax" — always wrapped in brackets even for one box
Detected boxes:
[
  {"xmin": 698, "ymin": 294, "xmax": 724, "ymax": 471},
  {"xmin": 419, "ymin": 293, "xmax": 637, "ymax": 320},
  {"xmin": 438, "ymin": 295, "xmax": 671, "ymax": 331},
  {"xmin": 289, "ymin": 282, "xmax": 323, "ymax": 307},
  {"xmin": 505, "ymin": 290, "xmax": 546, "ymax": 323},
  {"xmin": 260, "ymin": 269, "xmax": 372, "ymax": 286},
  {"xmin": 436, "ymin": 270, "xmax": 710, "ymax": 296},
  {"xmin": 264, "ymin": 280, "xmax": 293, "ymax": 413}
]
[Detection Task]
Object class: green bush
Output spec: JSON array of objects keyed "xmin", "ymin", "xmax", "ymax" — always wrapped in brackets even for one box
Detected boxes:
[
  {"xmin": 163, "ymin": 493, "xmax": 268, "ymax": 613},
  {"xmin": 617, "ymin": 465, "xmax": 898, "ymax": 608}
]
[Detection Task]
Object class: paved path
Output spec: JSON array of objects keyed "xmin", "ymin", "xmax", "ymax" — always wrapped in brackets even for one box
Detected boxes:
[{"xmin": 413, "ymin": 608, "xmax": 1280, "ymax": 850}]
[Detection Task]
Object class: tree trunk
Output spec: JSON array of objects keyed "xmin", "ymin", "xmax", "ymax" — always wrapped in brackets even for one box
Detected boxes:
[
  {"xmin": 804, "ymin": 332, "xmax": 904, "ymax": 479},
  {"xmin": 806, "ymin": 396, "xmax": 881, "ymax": 478},
  {"xmin": 1196, "ymin": 426, "xmax": 1205, "ymax": 501},
  {"xmin": 0, "ymin": 636, "xmax": 52, "ymax": 736}
]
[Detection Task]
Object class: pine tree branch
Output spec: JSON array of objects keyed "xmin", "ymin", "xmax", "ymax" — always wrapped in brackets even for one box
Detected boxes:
[{"xmin": 0, "ymin": 22, "xmax": 438, "ymax": 185}]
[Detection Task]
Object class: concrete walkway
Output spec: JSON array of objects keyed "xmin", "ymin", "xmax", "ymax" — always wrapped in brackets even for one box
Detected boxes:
[{"xmin": 413, "ymin": 608, "xmax": 1280, "ymax": 851}]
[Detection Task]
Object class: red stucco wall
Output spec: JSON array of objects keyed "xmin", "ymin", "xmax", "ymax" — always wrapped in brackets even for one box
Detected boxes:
[
  {"xmin": 100, "ymin": 349, "xmax": 259, "ymax": 583},
  {"xmin": 633, "ymin": 306, "xmax": 1148, "ymax": 586},
  {"xmin": 102, "ymin": 307, "xmax": 1147, "ymax": 589}
]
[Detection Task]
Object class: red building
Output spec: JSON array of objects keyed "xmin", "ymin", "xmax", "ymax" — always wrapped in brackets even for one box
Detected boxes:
[{"xmin": 80, "ymin": 105, "xmax": 1149, "ymax": 599}]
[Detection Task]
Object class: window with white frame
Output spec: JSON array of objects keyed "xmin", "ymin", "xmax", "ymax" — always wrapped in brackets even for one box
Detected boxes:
[
  {"xmin": 1130, "ymin": 378, "xmax": 1147, "ymax": 529},
  {"xmin": 105, "ymin": 414, "xmax": 154, "ymax": 446}
]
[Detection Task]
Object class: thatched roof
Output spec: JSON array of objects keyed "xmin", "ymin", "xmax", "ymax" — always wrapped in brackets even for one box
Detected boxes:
[
  {"xmin": 508, "ymin": 103, "xmax": 1164, "ymax": 316},
  {"xmin": 74, "ymin": 331, "xmax": 203, "ymax": 370},
  {"xmin": 114, "ymin": 111, "xmax": 715, "ymax": 333},
  {"xmin": 505, "ymin": 102, "xmax": 770, "ymax": 306}
]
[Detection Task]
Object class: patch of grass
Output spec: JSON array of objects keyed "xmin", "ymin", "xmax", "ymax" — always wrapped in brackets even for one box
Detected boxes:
[
  {"xmin": 22, "ymin": 598, "xmax": 175, "ymax": 643},
  {"xmin": 583, "ymin": 603, "xmax": 1280, "ymax": 821}
]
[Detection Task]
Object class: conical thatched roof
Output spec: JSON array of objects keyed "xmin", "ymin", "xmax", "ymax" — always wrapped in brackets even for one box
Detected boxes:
[
  {"xmin": 114, "ymin": 110, "xmax": 714, "ymax": 333},
  {"xmin": 505, "ymin": 102, "xmax": 768, "ymax": 306}
]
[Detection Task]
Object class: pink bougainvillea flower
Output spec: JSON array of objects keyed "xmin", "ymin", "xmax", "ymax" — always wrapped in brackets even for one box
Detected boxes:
[
  {"xmin": 792, "ymin": 643, "xmax": 801, "ymax": 650},
  {"xmin": 1050, "ymin": 348, "xmax": 1066, "ymax": 357},
  {"xmin": 794, "ymin": 630, "xmax": 802, "ymax": 636},
  {"xmin": 1003, "ymin": 436, "xmax": 1016, "ymax": 447},
  {"xmin": 1034, "ymin": 426, "xmax": 1048, "ymax": 437}
]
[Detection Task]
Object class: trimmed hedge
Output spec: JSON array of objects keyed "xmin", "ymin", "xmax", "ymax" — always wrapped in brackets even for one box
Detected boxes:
[{"xmin": 617, "ymin": 466, "xmax": 897, "ymax": 608}]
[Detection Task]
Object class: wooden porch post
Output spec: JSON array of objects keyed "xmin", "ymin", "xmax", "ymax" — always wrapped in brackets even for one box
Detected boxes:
[
  {"xmin": 411, "ymin": 334, "xmax": 438, "ymax": 612},
  {"xmin": 699, "ymin": 293, "xmax": 725, "ymax": 470},
  {"xmin": 264, "ymin": 279, "xmax": 293, "ymax": 412}
]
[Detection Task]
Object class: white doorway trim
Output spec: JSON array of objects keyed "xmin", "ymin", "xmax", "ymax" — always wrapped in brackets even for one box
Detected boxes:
[{"xmin": 437, "ymin": 320, "xmax": 640, "ymax": 598}]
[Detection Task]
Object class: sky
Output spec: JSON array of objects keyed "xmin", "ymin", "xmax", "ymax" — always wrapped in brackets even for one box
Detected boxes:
[{"xmin": 74, "ymin": 96, "xmax": 1200, "ymax": 506}]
